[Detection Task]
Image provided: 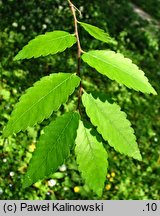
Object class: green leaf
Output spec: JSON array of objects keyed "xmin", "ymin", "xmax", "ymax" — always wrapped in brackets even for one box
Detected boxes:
[
  {"xmin": 23, "ymin": 112, "xmax": 79, "ymax": 188},
  {"xmin": 75, "ymin": 120, "xmax": 108, "ymax": 196},
  {"xmin": 82, "ymin": 50, "xmax": 157, "ymax": 95},
  {"xmin": 14, "ymin": 31, "xmax": 76, "ymax": 60},
  {"xmin": 79, "ymin": 22, "xmax": 117, "ymax": 45},
  {"xmin": 3, "ymin": 73, "xmax": 80, "ymax": 137},
  {"xmin": 82, "ymin": 92, "xmax": 142, "ymax": 161}
]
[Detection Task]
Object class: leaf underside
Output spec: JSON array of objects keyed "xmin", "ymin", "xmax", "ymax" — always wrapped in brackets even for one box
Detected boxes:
[
  {"xmin": 82, "ymin": 50, "xmax": 157, "ymax": 95},
  {"xmin": 23, "ymin": 112, "xmax": 79, "ymax": 188},
  {"xmin": 75, "ymin": 120, "xmax": 108, "ymax": 196},
  {"xmin": 79, "ymin": 22, "xmax": 117, "ymax": 45},
  {"xmin": 14, "ymin": 31, "xmax": 77, "ymax": 60},
  {"xmin": 82, "ymin": 92, "xmax": 142, "ymax": 161},
  {"xmin": 3, "ymin": 73, "xmax": 80, "ymax": 137}
]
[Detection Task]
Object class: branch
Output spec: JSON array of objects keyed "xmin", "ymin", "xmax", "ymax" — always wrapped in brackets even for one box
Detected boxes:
[{"xmin": 68, "ymin": 0, "xmax": 83, "ymax": 113}]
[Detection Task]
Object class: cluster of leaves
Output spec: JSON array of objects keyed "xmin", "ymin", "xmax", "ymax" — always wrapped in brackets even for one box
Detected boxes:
[{"xmin": 3, "ymin": 1, "xmax": 157, "ymax": 197}]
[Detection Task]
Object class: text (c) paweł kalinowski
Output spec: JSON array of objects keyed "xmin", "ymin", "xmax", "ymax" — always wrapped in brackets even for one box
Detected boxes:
[{"xmin": 20, "ymin": 202, "xmax": 104, "ymax": 212}]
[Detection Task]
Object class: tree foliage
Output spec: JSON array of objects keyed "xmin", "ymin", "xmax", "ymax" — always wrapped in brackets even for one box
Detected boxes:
[
  {"xmin": 75, "ymin": 121, "xmax": 108, "ymax": 196},
  {"xmin": 82, "ymin": 50, "xmax": 156, "ymax": 94},
  {"xmin": 14, "ymin": 31, "xmax": 76, "ymax": 60},
  {"xmin": 23, "ymin": 112, "xmax": 79, "ymax": 188},
  {"xmin": 3, "ymin": 0, "xmax": 157, "ymax": 196},
  {"xmin": 3, "ymin": 73, "xmax": 80, "ymax": 136},
  {"xmin": 82, "ymin": 92, "xmax": 142, "ymax": 161}
]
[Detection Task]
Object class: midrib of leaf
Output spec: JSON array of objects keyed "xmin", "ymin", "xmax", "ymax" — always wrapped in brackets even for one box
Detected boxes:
[
  {"xmin": 90, "ymin": 29, "xmax": 109, "ymax": 40},
  {"xmin": 30, "ymin": 114, "xmax": 74, "ymax": 178},
  {"xmin": 83, "ymin": 126, "xmax": 96, "ymax": 162},
  {"xmin": 10, "ymin": 74, "xmax": 75, "ymax": 128},
  {"xmin": 87, "ymin": 52, "xmax": 147, "ymax": 84},
  {"xmin": 94, "ymin": 99, "xmax": 134, "ymax": 147},
  {"xmin": 32, "ymin": 34, "xmax": 75, "ymax": 43}
]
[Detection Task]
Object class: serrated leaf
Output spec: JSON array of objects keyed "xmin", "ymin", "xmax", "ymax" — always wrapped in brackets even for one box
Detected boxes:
[
  {"xmin": 23, "ymin": 112, "xmax": 79, "ymax": 188},
  {"xmin": 82, "ymin": 92, "xmax": 142, "ymax": 161},
  {"xmin": 14, "ymin": 31, "xmax": 76, "ymax": 60},
  {"xmin": 82, "ymin": 50, "xmax": 157, "ymax": 94},
  {"xmin": 3, "ymin": 73, "xmax": 80, "ymax": 137},
  {"xmin": 75, "ymin": 120, "xmax": 108, "ymax": 196},
  {"xmin": 79, "ymin": 22, "xmax": 117, "ymax": 45}
]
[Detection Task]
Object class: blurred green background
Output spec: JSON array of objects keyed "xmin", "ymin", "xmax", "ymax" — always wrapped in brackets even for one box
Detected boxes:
[{"xmin": 0, "ymin": 0, "xmax": 160, "ymax": 200}]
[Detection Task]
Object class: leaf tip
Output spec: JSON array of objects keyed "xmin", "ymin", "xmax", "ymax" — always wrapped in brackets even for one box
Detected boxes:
[
  {"xmin": 13, "ymin": 52, "xmax": 22, "ymax": 61},
  {"xmin": 2, "ymin": 127, "xmax": 10, "ymax": 138},
  {"xmin": 13, "ymin": 55, "xmax": 18, "ymax": 61},
  {"xmin": 96, "ymin": 189, "xmax": 103, "ymax": 197},
  {"xmin": 152, "ymin": 88, "xmax": 157, "ymax": 95},
  {"xmin": 22, "ymin": 174, "xmax": 32, "ymax": 189},
  {"xmin": 132, "ymin": 151, "xmax": 142, "ymax": 161}
]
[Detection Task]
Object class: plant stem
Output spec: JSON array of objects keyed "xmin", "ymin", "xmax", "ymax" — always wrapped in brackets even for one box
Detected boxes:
[{"xmin": 68, "ymin": 0, "xmax": 83, "ymax": 114}]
